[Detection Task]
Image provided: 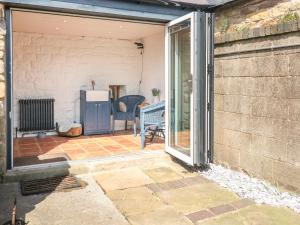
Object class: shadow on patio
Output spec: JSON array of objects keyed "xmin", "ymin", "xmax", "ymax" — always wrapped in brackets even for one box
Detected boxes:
[{"xmin": 13, "ymin": 131, "xmax": 165, "ymax": 167}]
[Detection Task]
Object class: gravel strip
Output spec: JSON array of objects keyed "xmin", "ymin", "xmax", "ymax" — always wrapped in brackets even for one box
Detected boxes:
[{"xmin": 200, "ymin": 164, "xmax": 300, "ymax": 213}]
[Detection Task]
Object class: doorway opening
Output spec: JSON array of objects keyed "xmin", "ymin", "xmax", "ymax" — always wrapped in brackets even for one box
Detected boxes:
[{"xmin": 7, "ymin": 9, "xmax": 213, "ymax": 170}]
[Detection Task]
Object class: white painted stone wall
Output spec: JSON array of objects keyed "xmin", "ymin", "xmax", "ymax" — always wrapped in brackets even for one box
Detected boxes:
[
  {"xmin": 13, "ymin": 32, "xmax": 163, "ymax": 132},
  {"xmin": 140, "ymin": 32, "xmax": 165, "ymax": 102}
]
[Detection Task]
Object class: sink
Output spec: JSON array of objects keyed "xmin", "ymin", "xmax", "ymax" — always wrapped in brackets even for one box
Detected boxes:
[{"xmin": 85, "ymin": 90, "xmax": 109, "ymax": 101}]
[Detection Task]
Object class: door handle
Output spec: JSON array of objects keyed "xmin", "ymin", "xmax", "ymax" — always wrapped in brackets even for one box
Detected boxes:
[
  {"xmin": 187, "ymin": 78, "xmax": 193, "ymax": 92},
  {"xmin": 187, "ymin": 74, "xmax": 193, "ymax": 83}
]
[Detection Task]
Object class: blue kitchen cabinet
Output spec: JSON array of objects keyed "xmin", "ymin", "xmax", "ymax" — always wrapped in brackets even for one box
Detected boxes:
[{"xmin": 80, "ymin": 90, "xmax": 111, "ymax": 135}]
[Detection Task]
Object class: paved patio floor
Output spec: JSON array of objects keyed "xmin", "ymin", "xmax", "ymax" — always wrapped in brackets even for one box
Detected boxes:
[
  {"xmin": 95, "ymin": 165, "xmax": 300, "ymax": 225},
  {"xmin": 13, "ymin": 131, "xmax": 164, "ymax": 166},
  {"xmin": 1, "ymin": 159, "xmax": 300, "ymax": 225}
]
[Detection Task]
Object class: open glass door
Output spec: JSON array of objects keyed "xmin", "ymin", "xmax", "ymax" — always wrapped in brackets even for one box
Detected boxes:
[{"xmin": 165, "ymin": 12, "xmax": 213, "ymax": 166}]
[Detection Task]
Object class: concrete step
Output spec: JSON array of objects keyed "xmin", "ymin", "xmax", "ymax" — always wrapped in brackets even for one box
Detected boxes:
[{"xmin": 3, "ymin": 150, "xmax": 173, "ymax": 183}]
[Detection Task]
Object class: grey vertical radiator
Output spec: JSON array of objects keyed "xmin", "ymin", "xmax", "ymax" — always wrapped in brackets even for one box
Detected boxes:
[{"xmin": 19, "ymin": 99, "xmax": 55, "ymax": 132}]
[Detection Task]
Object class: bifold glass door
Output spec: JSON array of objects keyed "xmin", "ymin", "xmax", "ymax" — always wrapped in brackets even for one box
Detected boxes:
[
  {"xmin": 168, "ymin": 14, "xmax": 193, "ymax": 164},
  {"xmin": 165, "ymin": 12, "xmax": 212, "ymax": 166}
]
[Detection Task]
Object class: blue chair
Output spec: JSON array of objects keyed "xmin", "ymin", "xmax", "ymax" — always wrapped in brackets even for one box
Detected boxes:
[
  {"xmin": 140, "ymin": 101, "xmax": 165, "ymax": 149},
  {"xmin": 112, "ymin": 95, "xmax": 145, "ymax": 136}
]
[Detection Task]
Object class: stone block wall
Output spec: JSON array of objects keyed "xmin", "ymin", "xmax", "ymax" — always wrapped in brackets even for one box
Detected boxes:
[
  {"xmin": 0, "ymin": 4, "xmax": 5, "ymax": 177},
  {"xmin": 214, "ymin": 0, "xmax": 300, "ymax": 193},
  {"xmin": 215, "ymin": 0, "xmax": 300, "ymax": 37}
]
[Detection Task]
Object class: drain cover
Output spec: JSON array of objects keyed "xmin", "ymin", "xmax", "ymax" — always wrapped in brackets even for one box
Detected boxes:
[{"xmin": 20, "ymin": 175, "xmax": 83, "ymax": 196}]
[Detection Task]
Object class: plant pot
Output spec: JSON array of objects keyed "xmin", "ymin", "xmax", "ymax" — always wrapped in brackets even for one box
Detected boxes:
[{"xmin": 152, "ymin": 96, "xmax": 160, "ymax": 103}]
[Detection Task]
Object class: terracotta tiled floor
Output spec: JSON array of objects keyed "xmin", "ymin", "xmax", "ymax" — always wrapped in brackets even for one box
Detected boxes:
[
  {"xmin": 170, "ymin": 130, "xmax": 191, "ymax": 156},
  {"xmin": 176, "ymin": 130, "xmax": 190, "ymax": 149},
  {"xmin": 13, "ymin": 131, "xmax": 165, "ymax": 167}
]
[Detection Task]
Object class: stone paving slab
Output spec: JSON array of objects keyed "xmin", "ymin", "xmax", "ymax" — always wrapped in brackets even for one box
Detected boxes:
[
  {"xmin": 197, "ymin": 205, "xmax": 300, "ymax": 225},
  {"xmin": 106, "ymin": 186, "xmax": 166, "ymax": 216},
  {"xmin": 166, "ymin": 161, "xmax": 198, "ymax": 178},
  {"xmin": 127, "ymin": 206, "xmax": 193, "ymax": 225},
  {"xmin": 185, "ymin": 199, "xmax": 255, "ymax": 223},
  {"xmin": 94, "ymin": 167, "xmax": 154, "ymax": 192},
  {"xmin": 143, "ymin": 167, "xmax": 184, "ymax": 183},
  {"xmin": 186, "ymin": 209, "xmax": 215, "ymax": 223},
  {"xmin": 157, "ymin": 183, "xmax": 240, "ymax": 214},
  {"xmin": 145, "ymin": 175, "xmax": 212, "ymax": 193},
  {"xmin": 209, "ymin": 204, "xmax": 236, "ymax": 215},
  {"xmin": 230, "ymin": 198, "xmax": 254, "ymax": 209}
]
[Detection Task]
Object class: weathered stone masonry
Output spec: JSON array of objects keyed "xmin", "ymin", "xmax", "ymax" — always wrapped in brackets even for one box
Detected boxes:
[{"xmin": 214, "ymin": 0, "xmax": 300, "ymax": 193}]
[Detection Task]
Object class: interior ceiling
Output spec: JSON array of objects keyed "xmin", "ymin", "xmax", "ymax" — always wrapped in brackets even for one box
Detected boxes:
[{"xmin": 12, "ymin": 11, "xmax": 164, "ymax": 40}]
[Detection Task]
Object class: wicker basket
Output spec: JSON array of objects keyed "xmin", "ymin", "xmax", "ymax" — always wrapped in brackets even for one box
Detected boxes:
[{"xmin": 57, "ymin": 123, "xmax": 82, "ymax": 137}]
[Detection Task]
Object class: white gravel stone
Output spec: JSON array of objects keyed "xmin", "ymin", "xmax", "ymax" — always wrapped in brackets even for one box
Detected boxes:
[{"xmin": 200, "ymin": 164, "xmax": 300, "ymax": 214}]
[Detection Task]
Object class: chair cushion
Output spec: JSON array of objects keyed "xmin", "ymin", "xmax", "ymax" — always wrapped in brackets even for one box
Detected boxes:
[{"xmin": 119, "ymin": 102, "xmax": 127, "ymax": 112}]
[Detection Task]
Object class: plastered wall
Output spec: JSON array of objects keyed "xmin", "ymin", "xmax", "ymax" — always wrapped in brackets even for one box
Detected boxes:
[{"xmin": 13, "ymin": 31, "xmax": 164, "ymax": 132}]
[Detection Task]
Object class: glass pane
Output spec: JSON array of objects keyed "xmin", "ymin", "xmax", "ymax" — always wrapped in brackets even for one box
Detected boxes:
[{"xmin": 169, "ymin": 20, "xmax": 191, "ymax": 156}]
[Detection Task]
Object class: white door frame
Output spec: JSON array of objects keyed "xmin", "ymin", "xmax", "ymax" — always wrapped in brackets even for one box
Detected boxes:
[
  {"xmin": 165, "ymin": 12, "xmax": 195, "ymax": 165},
  {"xmin": 165, "ymin": 11, "xmax": 212, "ymax": 166}
]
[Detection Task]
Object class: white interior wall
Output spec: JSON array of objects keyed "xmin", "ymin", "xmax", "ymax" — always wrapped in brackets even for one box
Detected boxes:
[
  {"xmin": 13, "ymin": 32, "xmax": 142, "ymax": 130},
  {"xmin": 13, "ymin": 29, "xmax": 165, "ymax": 133},
  {"xmin": 140, "ymin": 32, "xmax": 165, "ymax": 102}
]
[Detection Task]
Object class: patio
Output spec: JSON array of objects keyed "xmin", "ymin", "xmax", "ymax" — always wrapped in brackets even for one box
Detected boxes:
[
  {"xmin": 1, "ymin": 158, "xmax": 299, "ymax": 225},
  {"xmin": 13, "ymin": 131, "xmax": 164, "ymax": 167}
]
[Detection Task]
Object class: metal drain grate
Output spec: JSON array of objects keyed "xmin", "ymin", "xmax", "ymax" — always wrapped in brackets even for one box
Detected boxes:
[{"xmin": 20, "ymin": 175, "xmax": 83, "ymax": 196}]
